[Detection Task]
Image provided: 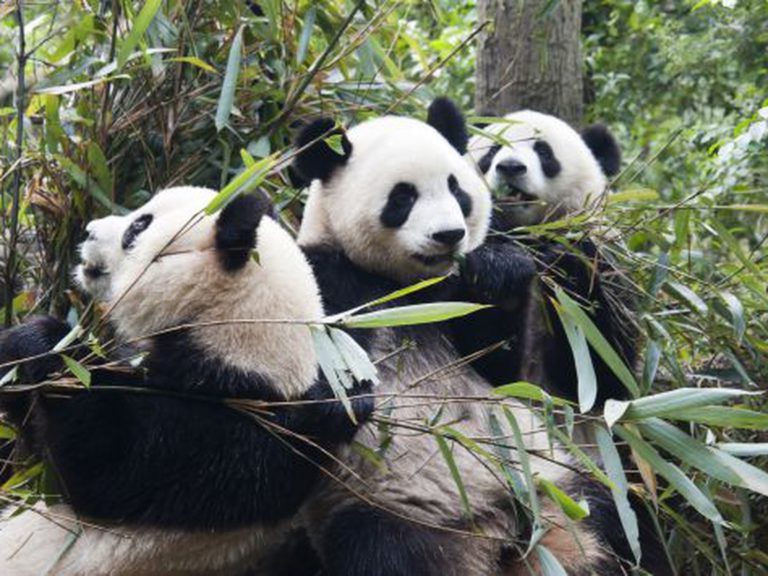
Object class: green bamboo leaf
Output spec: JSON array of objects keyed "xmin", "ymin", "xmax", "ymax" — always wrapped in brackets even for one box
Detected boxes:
[
  {"xmin": 608, "ymin": 188, "xmax": 659, "ymax": 204},
  {"xmin": 493, "ymin": 382, "xmax": 572, "ymax": 407},
  {"xmin": 296, "ymin": 6, "xmax": 317, "ymax": 65},
  {"xmin": 553, "ymin": 287, "xmax": 640, "ymax": 398},
  {"xmin": 204, "ymin": 154, "xmax": 277, "ymax": 215},
  {"xmin": 638, "ymin": 419, "xmax": 768, "ymax": 497},
  {"xmin": 328, "ymin": 326, "xmax": 379, "ymax": 386},
  {"xmin": 310, "ymin": 325, "xmax": 355, "ymax": 422},
  {"xmin": 0, "ymin": 423, "xmax": 15, "ymax": 440},
  {"xmin": 595, "ymin": 426, "xmax": 641, "ymax": 566},
  {"xmin": 60, "ymin": 354, "xmax": 91, "ymax": 387},
  {"xmin": 339, "ymin": 302, "xmax": 489, "ymax": 329},
  {"xmin": 614, "ymin": 424, "xmax": 724, "ymax": 523},
  {"xmin": 556, "ymin": 304, "xmax": 597, "ymax": 413},
  {"xmin": 718, "ymin": 292, "xmax": 746, "ymax": 344},
  {"xmin": 658, "ymin": 406, "xmax": 768, "ymax": 429},
  {"xmin": 215, "ymin": 25, "xmax": 245, "ymax": 132},
  {"xmin": 617, "ymin": 387, "xmax": 760, "ymax": 422},
  {"xmin": 664, "ymin": 281, "xmax": 708, "ymax": 315},
  {"xmin": 487, "ymin": 410, "xmax": 528, "ymax": 498},
  {"xmin": 1, "ymin": 462, "xmax": 45, "ymax": 491},
  {"xmin": 87, "ymin": 142, "xmax": 113, "ymax": 195},
  {"xmin": 36, "ymin": 75, "xmax": 131, "ymax": 96},
  {"xmin": 503, "ymin": 407, "xmax": 541, "ymax": 522},
  {"xmin": 434, "ymin": 433, "xmax": 473, "ymax": 523},
  {"xmin": 536, "ymin": 545, "xmax": 568, "ymax": 576},
  {"xmin": 716, "ymin": 443, "xmax": 768, "ymax": 457},
  {"xmin": 538, "ymin": 478, "xmax": 589, "ymax": 521},
  {"xmin": 117, "ymin": 0, "xmax": 164, "ymax": 70},
  {"xmin": 167, "ymin": 56, "xmax": 216, "ymax": 73}
]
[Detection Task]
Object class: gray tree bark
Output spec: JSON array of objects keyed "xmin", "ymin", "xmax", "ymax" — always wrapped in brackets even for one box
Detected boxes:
[{"xmin": 475, "ymin": 0, "xmax": 584, "ymax": 126}]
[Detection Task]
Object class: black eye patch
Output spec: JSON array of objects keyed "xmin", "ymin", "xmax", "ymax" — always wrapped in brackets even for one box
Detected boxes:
[
  {"xmin": 380, "ymin": 183, "xmax": 418, "ymax": 228},
  {"xmin": 477, "ymin": 144, "xmax": 501, "ymax": 174},
  {"xmin": 533, "ymin": 140, "xmax": 562, "ymax": 178},
  {"xmin": 448, "ymin": 174, "xmax": 472, "ymax": 218},
  {"xmin": 122, "ymin": 214, "xmax": 153, "ymax": 250}
]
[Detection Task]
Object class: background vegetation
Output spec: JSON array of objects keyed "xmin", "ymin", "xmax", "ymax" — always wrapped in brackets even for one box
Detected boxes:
[{"xmin": 0, "ymin": 0, "xmax": 766, "ymax": 573}]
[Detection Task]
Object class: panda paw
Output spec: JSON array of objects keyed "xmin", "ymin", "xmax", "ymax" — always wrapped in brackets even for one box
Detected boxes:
[
  {"xmin": 461, "ymin": 243, "xmax": 537, "ymax": 305},
  {"xmin": 0, "ymin": 315, "xmax": 71, "ymax": 384}
]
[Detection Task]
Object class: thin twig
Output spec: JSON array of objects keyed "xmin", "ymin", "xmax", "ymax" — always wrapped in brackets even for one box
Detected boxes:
[{"xmin": 4, "ymin": 0, "xmax": 26, "ymax": 327}]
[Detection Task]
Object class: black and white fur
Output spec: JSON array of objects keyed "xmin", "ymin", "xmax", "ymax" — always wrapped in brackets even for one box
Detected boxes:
[
  {"xmin": 0, "ymin": 186, "xmax": 369, "ymax": 575},
  {"xmin": 461, "ymin": 111, "xmax": 639, "ymax": 406},
  {"xmin": 292, "ymin": 100, "xmax": 666, "ymax": 575}
]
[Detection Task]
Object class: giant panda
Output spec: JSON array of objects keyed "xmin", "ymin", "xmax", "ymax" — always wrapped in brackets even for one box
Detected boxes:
[
  {"xmin": 0, "ymin": 186, "xmax": 370, "ymax": 576},
  {"xmin": 291, "ymin": 99, "xmax": 669, "ymax": 575},
  {"xmin": 461, "ymin": 110, "xmax": 639, "ymax": 406}
]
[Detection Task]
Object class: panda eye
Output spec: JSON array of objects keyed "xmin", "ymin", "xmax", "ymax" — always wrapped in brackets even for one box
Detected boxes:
[
  {"xmin": 533, "ymin": 140, "xmax": 562, "ymax": 178},
  {"xmin": 380, "ymin": 183, "xmax": 418, "ymax": 228},
  {"xmin": 389, "ymin": 183, "xmax": 417, "ymax": 206},
  {"xmin": 122, "ymin": 214, "xmax": 154, "ymax": 250},
  {"xmin": 448, "ymin": 174, "xmax": 472, "ymax": 218},
  {"xmin": 477, "ymin": 144, "xmax": 501, "ymax": 174}
]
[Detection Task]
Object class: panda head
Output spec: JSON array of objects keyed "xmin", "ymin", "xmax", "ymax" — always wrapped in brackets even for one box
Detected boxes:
[
  {"xmin": 292, "ymin": 98, "xmax": 491, "ymax": 283},
  {"xmin": 76, "ymin": 187, "xmax": 323, "ymax": 396},
  {"xmin": 467, "ymin": 110, "xmax": 621, "ymax": 229}
]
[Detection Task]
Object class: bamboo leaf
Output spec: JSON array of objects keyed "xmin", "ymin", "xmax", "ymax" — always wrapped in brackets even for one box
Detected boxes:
[
  {"xmin": 434, "ymin": 433, "xmax": 473, "ymax": 523},
  {"xmin": 117, "ymin": 0, "xmax": 164, "ymax": 70},
  {"xmin": 310, "ymin": 326, "xmax": 355, "ymax": 422},
  {"xmin": 658, "ymin": 406, "xmax": 768, "ymax": 429},
  {"xmin": 339, "ymin": 302, "xmax": 489, "ymax": 329},
  {"xmin": 296, "ymin": 6, "xmax": 317, "ymax": 65},
  {"xmin": 204, "ymin": 154, "xmax": 277, "ymax": 215},
  {"xmin": 327, "ymin": 326, "xmax": 379, "ymax": 386},
  {"xmin": 619, "ymin": 388, "xmax": 760, "ymax": 421},
  {"xmin": 167, "ymin": 56, "xmax": 216, "ymax": 73},
  {"xmin": 553, "ymin": 287, "xmax": 640, "ymax": 398},
  {"xmin": 215, "ymin": 25, "xmax": 245, "ymax": 132},
  {"xmin": 503, "ymin": 407, "xmax": 541, "ymax": 522},
  {"xmin": 493, "ymin": 382, "xmax": 572, "ymax": 407},
  {"xmin": 60, "ymin": 354, "xmax": 91, "ymax": 387},
  {"xmin": 595, "ymin": 426, "xmax": 641, "ymax": 566},
  {"xmin": 556, "ymin": 303, "xmax": 597, "ymax": 413},
  {"xmin": 664, "ymin": 281, "xmax": 708, "ymax": 315},
  {"xmin": 638, "ymin": 419, "xmax": 768, "ymax": 497},
  {"xmin": 536, "ymin": 545, "xmax": 568, "ymax": 576},
  {"xmin": 538, "ymin": 478, "xmax": 589, "ymax": 521},
  {"xmin": 717, "ymin": 443, "xmax": 768, "ymax": 457},
  {"xmin": 614, "ymin": 424, "xmax": 724, "ymax": 523}
]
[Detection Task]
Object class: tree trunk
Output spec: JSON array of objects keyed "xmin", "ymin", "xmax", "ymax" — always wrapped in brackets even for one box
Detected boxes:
[{"xmin": 475, "ymin": 0, "xmax": 584, "ymax": 126}]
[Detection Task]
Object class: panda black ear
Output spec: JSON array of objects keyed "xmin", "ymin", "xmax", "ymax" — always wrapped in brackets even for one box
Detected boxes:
[
  {"xmin": 426, "ymin": 97, "xmax": 469, "ymax": 155},
  {"xmin": 292, "ymin": 118, "xmax": 352, "ymax": 183},
  {"xmin": 215, "ymin": 192, "xmax": 274, "ymax": 271},
  {"xmin": 581, "ymin": 124, "xmax": 621, "ymax": 177}
]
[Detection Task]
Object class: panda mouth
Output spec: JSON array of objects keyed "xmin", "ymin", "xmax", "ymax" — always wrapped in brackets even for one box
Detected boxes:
[{"xmin": 496, "ymin": 184, "xmax": 538, "ymax": 205}]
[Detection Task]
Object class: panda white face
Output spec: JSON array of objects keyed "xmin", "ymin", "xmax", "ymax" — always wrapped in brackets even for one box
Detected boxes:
[
  {"xmin": 76, "ymin": 187, "xmax": 323, "ymax": 395},
  {"xmin": 467, "ymin": 110, "xmax": 620, "ymax": 228},
  {"xmin": 297, "ymin": 115, "xmax": 491, "ymax": 282},
  {"xmin": 76, "ymin": 187, "xmax": 218, "ymax": 313}
]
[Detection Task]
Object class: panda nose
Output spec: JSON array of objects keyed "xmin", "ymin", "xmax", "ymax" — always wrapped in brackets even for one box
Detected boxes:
[
  {"xmin": 432, "ymin": 228, "xmax": 466, "ymax": 247},
  {"xmin": 85, "ymin": 224, "xmax": 97, "ymax": 241},
  {"xmin": 496, "ymin": 159, "xmax": 527, "ymax": 178}
]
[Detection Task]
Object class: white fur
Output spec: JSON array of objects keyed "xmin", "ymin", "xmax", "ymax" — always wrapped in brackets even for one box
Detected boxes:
[
  {"xmin": 0, "ymin": 503, "xmax": 291, "ymax": 576},
  {"xmin": 299, "ymin": 116, "xmax": 491, "ymax": 282},
  {"xmin": 466, "ymin": 111, "xmax": 608, "ymax": 226}
]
